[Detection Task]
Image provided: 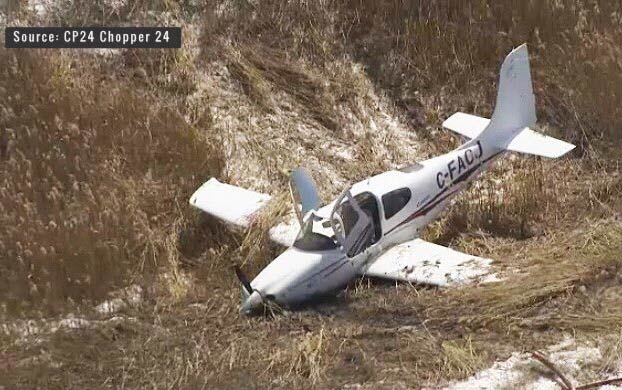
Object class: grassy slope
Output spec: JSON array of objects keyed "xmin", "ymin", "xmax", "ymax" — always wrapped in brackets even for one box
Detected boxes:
[{"xmin": 2, "ymin": 0, "xmax": 622, "ymax": 388}]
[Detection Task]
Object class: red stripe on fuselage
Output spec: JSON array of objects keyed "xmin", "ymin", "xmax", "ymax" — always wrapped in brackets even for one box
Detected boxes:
[{"xmin": 386, "ymin": 150, "xmax": 503, "ymax": 235}]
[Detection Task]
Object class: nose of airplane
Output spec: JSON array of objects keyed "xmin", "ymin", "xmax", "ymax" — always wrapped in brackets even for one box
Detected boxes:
[{"xmin": 240, "ymin": 290, "xmax": 264, "ymax": 315}]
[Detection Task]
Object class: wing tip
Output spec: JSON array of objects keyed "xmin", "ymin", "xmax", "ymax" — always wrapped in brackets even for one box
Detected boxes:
[
  {"xmin": 553, "ymin": 142, "xmax": 576, "ymax": 158},
  {"xmin": 544, "ymin": 138, "xmax": 576, "ymax": 158}
]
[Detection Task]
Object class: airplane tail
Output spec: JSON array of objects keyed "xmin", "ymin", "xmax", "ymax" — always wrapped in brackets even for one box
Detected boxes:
[{"xmin": 442, "ymin": 44, "xmax": 575, "ymax": 158}]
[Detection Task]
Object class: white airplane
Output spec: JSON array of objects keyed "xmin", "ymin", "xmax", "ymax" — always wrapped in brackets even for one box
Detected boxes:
[{"xmin": 189, "ymin": 44, "xmax": 575, "ymax": 315}]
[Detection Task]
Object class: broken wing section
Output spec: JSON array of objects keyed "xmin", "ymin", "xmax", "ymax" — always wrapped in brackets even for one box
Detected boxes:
[
  {"xmin": 189, "ymin": 178, "xmax": 271, "ymax": 228},
  {"xmin": 362, "ymin": 239, "xmax": 493, "ymax": 286}
]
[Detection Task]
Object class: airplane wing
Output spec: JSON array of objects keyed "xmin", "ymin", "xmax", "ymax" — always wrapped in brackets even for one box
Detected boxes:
[
  {"xmin": 361, "ymin": 238, "xmax": 493, "ymax": 286},
  {"xmin": 189, "ymin": 178, "xmax": 272, "ymax": 228},
  {"xmin": 189, "ymin": 178, "xmax": 300, "ymax": 247}
]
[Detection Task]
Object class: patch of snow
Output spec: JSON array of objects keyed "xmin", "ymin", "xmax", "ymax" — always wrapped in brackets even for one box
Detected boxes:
[
  {"xmin": 2, "ymin": 315, "xmax": 138, "ymax": 342},
  {"xmin": 95, "ymin": 284, "xmax": 143, "ymax": 315},
  {"xmin": 2, "ymin": 285, "xmax": 143, "ymax": 342},
  {"xmin": 95, "ymin": 298, "xmax": 127, "ymax": 315},
  {"xmin": 28, "ymin": 0, "xmax": 52, "ymax": 17},
  {"xmin": 478, "ymin": 273, "xmax": 504, "ymax": 284},
  {"xmin": 56, "ymin": 317, "xmax": 91, "ymax": 330},
  {"xmin": 323, "ymin": 142, "xmax": 355, "ymax": 161},
  {"xmin": 443, "ymin": 338, "xmax": 622, "ymax": 390}
]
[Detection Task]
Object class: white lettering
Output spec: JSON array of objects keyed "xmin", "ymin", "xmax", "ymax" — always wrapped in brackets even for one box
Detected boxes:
[
  {"xmin": 14, "ymin": 31, "xmax": 56, "ymax": 43},
  {"xmin": 100, "ymin": 31, "xmax": 150, "ymax": 45}
]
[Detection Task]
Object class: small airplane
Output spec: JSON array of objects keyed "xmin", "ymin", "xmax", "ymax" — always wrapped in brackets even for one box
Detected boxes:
[{"xmin": 189, "ymin": 44, "xmax": 575, "ymax": 315}]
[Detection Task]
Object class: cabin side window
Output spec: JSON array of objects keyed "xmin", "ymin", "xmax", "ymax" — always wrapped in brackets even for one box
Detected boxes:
[{"xmin": 382, "ymin": 188, "xmax": 412, "ymax": 219}]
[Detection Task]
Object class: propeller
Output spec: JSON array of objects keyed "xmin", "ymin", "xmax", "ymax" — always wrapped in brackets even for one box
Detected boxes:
[
  {"xmin": 233, "ymin": 265, "xmax": 253, "ymax": 296},
  {"xmin": 235, "ymin": 266, "xmax": 265, "ymax": 315},
  {"xmin": 289, "ymin": 167, "xmax": 321, "ymax": 227}
]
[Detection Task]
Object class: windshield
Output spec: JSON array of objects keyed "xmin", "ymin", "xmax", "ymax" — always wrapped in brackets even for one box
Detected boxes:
[
  {"xmin": 292, "ymin": 214, "xmax": 339, "ymax": 251},
  {"xmin": 293, "ymin": 231, "xmax": 339, "ymax": 251}
]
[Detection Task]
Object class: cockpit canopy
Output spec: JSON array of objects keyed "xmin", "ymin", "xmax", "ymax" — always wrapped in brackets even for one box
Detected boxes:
[
  {"xmin": 292, "ymin": 213, "xmax": 339, "ymax": 251},
  {"xmin": 338, "ymin": 192, "xmax": 382, "ymax": 243},
  {"xmin": 292, "ymin": 190, "xmax": 384, "ymax": 254},
  {"xmin": 291, "ymin": 189, "xmax": 394, "ymax": 257}
]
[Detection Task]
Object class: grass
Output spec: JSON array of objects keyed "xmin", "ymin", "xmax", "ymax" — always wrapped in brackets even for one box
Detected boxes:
[
  {"xmin": 2, "ymin": 0, "xmax": 622, "ymax": 388},
  {"xmin": 422, "ymin": 220, "xmax": 622, "ymax": 331},
  {"xmin": 441, "ymin": 337, "xmax": 486, "ymax": 378},
  {"xmin": 0, "ymin": 48, "xmax": 224, "ymax": 315}
]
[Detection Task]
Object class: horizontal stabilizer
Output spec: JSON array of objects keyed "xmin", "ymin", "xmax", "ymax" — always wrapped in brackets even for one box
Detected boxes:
[
  {"xmin": 361, "ymin": 238, "xmax": 492, "ymax": 286},
  {"xmin": 506, "ymin": 128, "xmax": 575, "ymax": 158},
  {"xmin": 442, "ymin": 112, "xmax": 489, "ymax": 139},
  {"xmin": 443, "ymin": 113, "xmax": 575, "ymax": 158},
  {"xmin": 189, "ymin": 178, "xmax": 271, "ymax": 228}
]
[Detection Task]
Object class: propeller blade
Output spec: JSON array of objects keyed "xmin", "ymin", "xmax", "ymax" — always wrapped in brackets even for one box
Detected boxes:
[{"xmin": 233, "ymin": 265, "xmax": 253, "ymax": 295}]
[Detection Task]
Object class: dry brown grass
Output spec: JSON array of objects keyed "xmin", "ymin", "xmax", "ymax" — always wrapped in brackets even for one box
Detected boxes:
[
  {"xmin": 2, "ymin": 0, "xmax": 622, "ymax": 389},
  {"xmin": 207, "ymin": 0, "xmax": 622, "ymax": 151},
  {"xmin": 238, "ymin": 190, "xmax": 290, "ymax": 271},
  {"xmin": 422, "ymin": 220, "xmax": 622, "ymax": 330},
  {"xmin": 0, "ymin": 48, "xmax": 223, "ymax": 315},
  {"xmin": 226, "ymin": 43, "xmax": 368, "ymax": 132}
]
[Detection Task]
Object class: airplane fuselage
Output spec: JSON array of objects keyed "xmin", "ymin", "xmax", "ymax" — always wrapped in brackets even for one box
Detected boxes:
[
  {"xmin": 191, "ymin": 44, "xmax": 574, "ymax": 315},
  {"xmin": 243, "ymin": 140, "xmax": 504, "ymax": 314}
]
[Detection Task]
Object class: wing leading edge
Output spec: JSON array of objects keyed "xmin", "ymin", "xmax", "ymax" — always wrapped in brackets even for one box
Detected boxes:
[{"xmin": 362, "ymin": 238, "xmax": 493, "ymax": 286}]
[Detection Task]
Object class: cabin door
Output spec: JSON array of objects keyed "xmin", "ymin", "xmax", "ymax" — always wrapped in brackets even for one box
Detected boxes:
[{"xmin": 330, "ymin": 188, "xmax": 375, "ymax": 258}]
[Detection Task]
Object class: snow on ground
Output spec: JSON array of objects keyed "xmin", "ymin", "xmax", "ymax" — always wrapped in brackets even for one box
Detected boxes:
[
  {"xmin": 94, "ymin": 284, "xmax": 143, "ymax": 315},
  {"xmin": 2, "ymin": 285, "xmax": 143, "ymax": 343},
  {"xmin": 443, "ymin": 338, "xmax": 622, "ymax": 389},
  {"xmin": 200, "ymin": 53, "xmax": 421, "ymax": 196},
  {"xmin": 1, "ymin": 315, "xmax": 139, "ymax": 343}
]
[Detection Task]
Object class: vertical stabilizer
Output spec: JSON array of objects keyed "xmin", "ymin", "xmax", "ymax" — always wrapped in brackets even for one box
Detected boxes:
[
  {"xmin": 478, "ymin": 44, "xmax": 537, "ymax": 147},
  {"xmin": 489, "ymin": 44, "xmax": 536, "ymax": 131}
]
